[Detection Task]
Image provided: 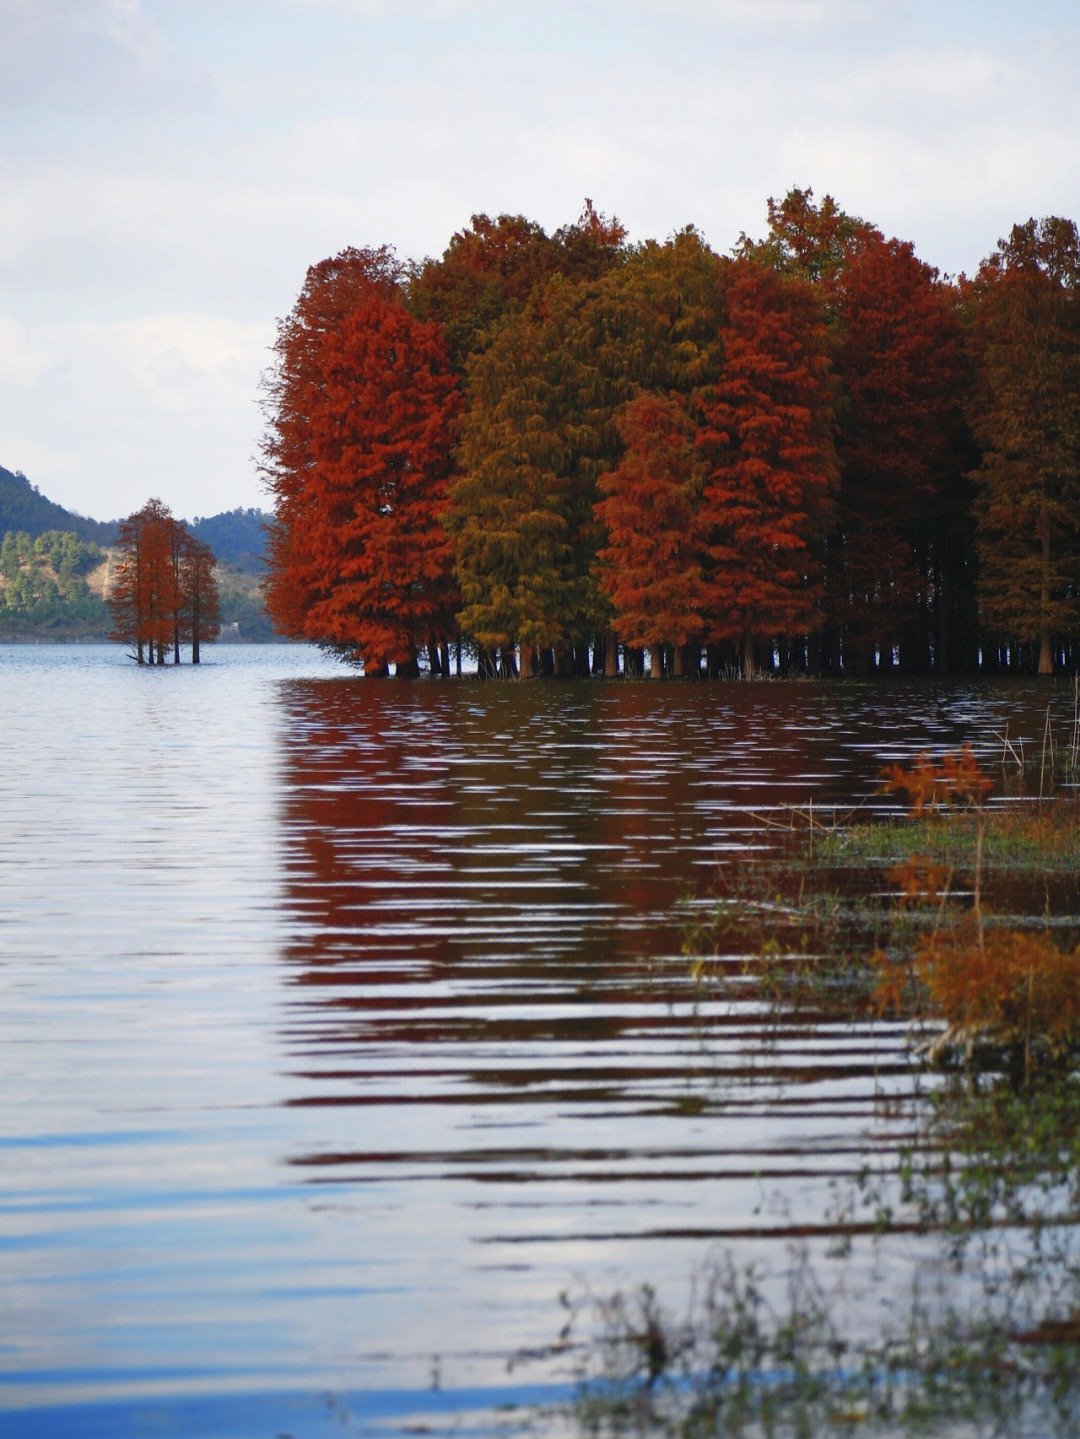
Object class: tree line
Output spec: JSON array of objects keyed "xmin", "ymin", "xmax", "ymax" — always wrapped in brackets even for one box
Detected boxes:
[
  {"xmin": 108, "ymin": 500, "xmax": 220, "ymax": 663},
  {"xmin": 260, "ymin": 192, "xmax": 1080, "ymax": 678}
]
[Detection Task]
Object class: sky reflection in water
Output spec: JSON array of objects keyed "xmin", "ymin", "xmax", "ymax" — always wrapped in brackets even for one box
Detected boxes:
[{"xmin": 1, "ymin": 646, "xmax": 1073, "ymax": 1432}]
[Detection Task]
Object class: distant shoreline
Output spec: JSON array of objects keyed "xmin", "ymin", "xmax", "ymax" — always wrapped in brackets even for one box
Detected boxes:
[{"xmin": 0, "ymin": 629, "xmax": 280, "ymax": 645}]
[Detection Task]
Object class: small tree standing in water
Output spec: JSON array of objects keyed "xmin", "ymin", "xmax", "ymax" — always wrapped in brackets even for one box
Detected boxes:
[
  {"xmin": 109, "ymin": 500, "xmax": 219, "ymax": 663},
  {"xmin": 181, "ymin": 533, "xmax": 220, "ymax": 663}
]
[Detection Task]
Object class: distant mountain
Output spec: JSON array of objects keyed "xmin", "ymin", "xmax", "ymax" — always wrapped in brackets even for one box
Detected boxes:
[
  {"xmin": 1, "ymin": 465, "xmax": 279, "ymax": 641},
  {"xmin": 188, "ymin": 508, "xmax": 269, "ymax": 573},
  {"xmin": 1, "ymin": 465, "xmax": 272, "ymax": 571},
  {"xmin": 0, "ymin": 466, "xmax": 117, "ymax": 545}
]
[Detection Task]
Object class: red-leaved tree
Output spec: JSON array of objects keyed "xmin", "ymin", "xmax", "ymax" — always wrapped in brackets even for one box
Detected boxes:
[
  {"xmin": 966, "ymin": 218, "xmax": 1080, "ymax": 673},
  {"xmin": 109, "ymin": 499, "xmax": 219, "ymax": 663},
  {"xmin": 828, "ymin": 233, "xmax": 965, "ymax": 670},
  {"xmin": 262, "ymin": 248, "xmax": 462, "ymax": 673},
  {"xmin": 595, "ymin": 393, "xmax": 709, "ymax": 675},
  {"xmin": 696, "ymin": 258, "xmax": 837, "ymax": 674}
]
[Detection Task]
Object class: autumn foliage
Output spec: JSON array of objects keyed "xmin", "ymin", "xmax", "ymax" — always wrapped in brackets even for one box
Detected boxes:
[
  {"xmin": 262, "ymin": 247, "xmax": 461, "ymax": 672},
  {"xmin": 871, "ymin": 751, "xmax": 1080, "ymax": 1076},
  {"xmin": 696, "ymin": 258, "xmax": 836, "ymax": 674},
  {"xmin": 596, "ymin": 394, "xmax": 708, "ymax": 670},
  {"xmin": 965, "ymin": 218, "xmax": 1080, "ymax": 673},
  {"xmin": 259, "ymin": 194, "xmax": 1080, "ymax": 677},
  {"xmin": 878, "ymin": 746, "xmax": 994, "ymax": 813},
  {"xmin": 108, "ymin": 499, "xmax": 219, "ymax": 664}
]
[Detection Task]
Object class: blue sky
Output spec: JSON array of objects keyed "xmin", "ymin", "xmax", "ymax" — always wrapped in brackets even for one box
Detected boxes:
[{"xmin": 2, "ymin": 0, "xmax": 1078, "ymax": 523}]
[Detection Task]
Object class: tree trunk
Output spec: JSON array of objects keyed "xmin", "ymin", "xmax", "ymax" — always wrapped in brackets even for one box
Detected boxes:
[
  {"xmin": 742, "ymin": 630, "xmax": 755, "ymax": 679},
  {"xmin": 519, "ymin": 644, "xmax": 536, "ymax": 679},
  {"xmin": 649, "ymin": 645, "xmax": 663, "ymax": 680},
  {"xmin": 604, "ymin": 629, "xmax": 619, "ymax": 677},
  {"xmin": 1039, "ymin": 515, "xmax": 1054, "ymax": 674}
]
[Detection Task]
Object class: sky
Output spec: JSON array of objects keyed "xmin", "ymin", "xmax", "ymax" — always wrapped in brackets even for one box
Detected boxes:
[{"xmin": 2, "ymin": 0, "xmax": 1078, "ymax": 525}]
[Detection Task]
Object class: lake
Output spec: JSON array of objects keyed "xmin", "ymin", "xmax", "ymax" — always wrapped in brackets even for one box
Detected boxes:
[{"xmin": 1, "ymin": 644, "xmax": 1075, "ymax": 1437}]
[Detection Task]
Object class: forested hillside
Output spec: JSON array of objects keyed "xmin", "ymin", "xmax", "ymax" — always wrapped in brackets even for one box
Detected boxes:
[
  {"xmin": 189, "ymin": 509, "xmax": 268, "ymax": 573},
  {"xmin": 0, "ymin": 467, "xmax": 117, "ymax": 546},
  {"xmin": 0, "ymin": 529, "xmax": 110, "ymax": 637},
  {"xmin": 0, "ymin": 474, "xmax": 275, "ymax": 641}
]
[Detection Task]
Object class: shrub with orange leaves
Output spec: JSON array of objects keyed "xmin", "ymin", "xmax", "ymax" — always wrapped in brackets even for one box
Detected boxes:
[
  {"xmin": 870, "ymin": 748, "xmax": 1080, "ymax": 1077},
  {"xmin": 886, "ymin": 854, "xmax": 953, "ymax": 903},
  {"xmin": 879, "ymin": 746, "xmax": 993, "ymax": 814},
  {"xmin": 915, "ymin": 923, "xmax": 1080, "ymax": 1073}
]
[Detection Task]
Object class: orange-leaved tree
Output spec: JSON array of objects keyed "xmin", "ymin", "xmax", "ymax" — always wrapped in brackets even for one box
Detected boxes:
[
  {"xmin": 109, "ymin": 499, "xmax": 218, "ymax": 663},
  {"xmin": 180, "ymin": 534, "xmax": 220, "ymax": 663},
  {"xmin": 262, "ymin": 247, "xmax": 462, "ymax": 673},
  {"xmin": 966, "ymin": 217, "xmax": 1080, "ymax": 674},
  {"xmin": 407, "ymin": 202, "xmax": 626, "ymax": 375},
  {"xmin": 829, "ymin": 234, "xmax": 965, "ymax": 672},
  {"xmin": 696, "ymin": 257, "xmax": 837, "ymax": 675},
  {"xmin": 595, "ymin": 393, "xmax": 710, "ymax": 676}
]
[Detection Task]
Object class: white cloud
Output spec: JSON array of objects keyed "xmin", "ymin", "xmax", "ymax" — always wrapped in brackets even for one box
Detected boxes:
[
  {"xmin": 3, "ymin": 0, "xmax": 1079, "ymax": 519},
  {"xmin": 0, "ymin": 0, "xmax": 212, "ymax": 111},
  {"xmin": 0, "ymin": 317, "xmax": 49, "ymax": 384},
  {"xmin": 0, "ymin": 313, "xmax": 273, "ymax": 518}
]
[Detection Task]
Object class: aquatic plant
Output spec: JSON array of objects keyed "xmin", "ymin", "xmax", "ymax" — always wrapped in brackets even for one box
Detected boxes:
[
  {"xmin": 868, "ymin": 750, "xmax": 1080, "ymax": 1078},
  {"xmin": 564, "ymin": 744, "xmax": 1080, "ymax": 1437},
  {"xmin": 561, "ymin": 1221, "xmax": 1080, "ymax": 1438}
]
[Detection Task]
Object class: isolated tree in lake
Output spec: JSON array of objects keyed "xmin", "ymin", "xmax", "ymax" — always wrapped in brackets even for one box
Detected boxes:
[
  {"xmin": 109, "ymin": 499, "xmax": 171, "ymax": 663},
  {"xmin": 109, "ymin": 500, "xmax": 219, "ymax": 663},
  {"xmin": 696, "ymin": 257, "xmax": 837, "ymax": 675},
  {"xmin": 966, "ymin": 217, "xmax": 1080, "ymax": 673},
  {"xmin": 181, "ymin": 535, "xmax": 220, "ymax": 662},
  {"xmin": 262, "ymin": 246, "xmax": 462, "ymax": 673}
]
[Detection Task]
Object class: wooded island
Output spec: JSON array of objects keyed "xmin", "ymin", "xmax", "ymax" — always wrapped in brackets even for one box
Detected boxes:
[{"xmin": 261, "ymin": 190, "xmax": 1080, "ymax": 678}]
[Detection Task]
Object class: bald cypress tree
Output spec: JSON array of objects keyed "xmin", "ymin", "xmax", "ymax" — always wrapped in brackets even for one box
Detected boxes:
[{"xmin": 966, "ymin": 219, "xmax": 1080, "ymax": 673}]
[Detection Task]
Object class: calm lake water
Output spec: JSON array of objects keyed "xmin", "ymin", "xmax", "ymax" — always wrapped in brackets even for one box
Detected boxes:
[{"xmin": 1, "ymin": 645, "xmax": 1076, "ymax": 1437}]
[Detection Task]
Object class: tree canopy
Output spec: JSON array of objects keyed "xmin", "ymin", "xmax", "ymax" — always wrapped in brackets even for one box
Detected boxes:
[{"xmin": 259, "ymin": 196, "xmax": 1080, "ymax": 677}]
